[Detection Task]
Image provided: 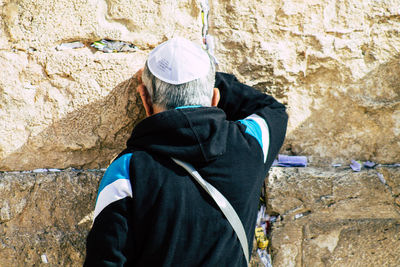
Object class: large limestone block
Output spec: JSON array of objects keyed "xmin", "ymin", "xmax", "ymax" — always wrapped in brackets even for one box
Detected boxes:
[
  {"xmin": 267, "ymin": 167, "xmax": 400, "ymax": 220},
  {"xmin": 0, "ymin": 169, "xmax": 267, "ymax": 266},
  {"xmin": 1, "ymin": 167, "xmax": 399, "ymax": 265},
  {"xmin": 0, "ymin": 0, "xmax": 202, "ymax": 171},
  {"xmin": 266, "ymin": 166, "xmax": 400, "ymax": 266},
  {"xmin": 0, "ymin": 0, "xmax": 201, "ymax": 50},
  {"xmin": 0, "ymin": 49, "xmax": 147, "ymax": 171},
  {"xmin": 0, "ymin": 170, "xmax": 101, "ymax": 266},
  {"xmin": 1, "ymin": 0, "xmax": 400, "ymax": 170},
  {"xmin": 0, "ymin": 170, "xmax": 261, "ymax": 266},
  {"xmin": 302, "ymin": 219, "xmax": 400, "ymax": 266},
  {"xmin": 210, "ymin": 0, "xmax": 400, "ymax": 164},
  {"xmin": 271, "ymin": 218, "xmax": 400, "ymax": 266}
]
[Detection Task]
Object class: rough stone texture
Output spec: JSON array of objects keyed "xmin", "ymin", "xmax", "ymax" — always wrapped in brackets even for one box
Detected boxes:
[
  {"xmin": 1, "ymin": 167, "xmax": 399, "ymax": 266},
  {"xmin": 267, "ymin": 166, "xmax": 400, "ymax": 266},
  {"xmin": 0, "ymin": 0, "xmax": 200, "ymax": 171},
  {"xmin": 0, "ymin": 49, "xmax": 147, "ymax": 171},
  {"xmin": 0, "ymin": 169, "xmax": 263, "ymax": 266},
  {"xmin": 0, "ymin": 170, "xmax": 101, "ymax": 266},
  {"xmin": 209, "ymin": 0, "xmax": 400, "ymax": 165},
  {"xmin": 1, "ymin": 0, "xmax": 399, "ymax": 170}
]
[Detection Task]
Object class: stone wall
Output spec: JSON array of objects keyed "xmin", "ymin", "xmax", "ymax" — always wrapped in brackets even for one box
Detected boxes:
[
  {"xmin": 210, "ymin": 0, "xmax": 400, "ymax": 166},
  {"xmin": 267, "ymin": 166, "xmax": 400, "ymax": 266},
  {"xmin": 0, "ymin": 0, "xmax": 199, "ymax": 171},
  {"xmin": 0, "ymin": 170, "xmax": 100, "ymax": 266},
  {"xmin": 1, "ymin": 167, "xmax": 399, "ymax": 266},
  {"xmin": 1, "ymin": 0, "xmax": 399, "ymax": 171},
  {"xmin": 1, "ymin": 0, "xmax": 399, "ymax": 266}
]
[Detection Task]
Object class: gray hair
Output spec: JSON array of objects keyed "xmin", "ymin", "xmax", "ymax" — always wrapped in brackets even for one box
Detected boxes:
[{"xmin": 142, "ymin": 58, "xmax": 216, "ymax": 110}]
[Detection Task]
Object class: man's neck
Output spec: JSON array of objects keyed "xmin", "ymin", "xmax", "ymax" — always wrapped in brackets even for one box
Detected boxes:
[{"xmin": 151, "ymin": 104, "xmax": 166, "ymax": 115}]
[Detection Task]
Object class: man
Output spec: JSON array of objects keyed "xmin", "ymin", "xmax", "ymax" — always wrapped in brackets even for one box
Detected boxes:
[{"xmin": 84, "ymin": 37, "xmax": 287, "ymax": 266}]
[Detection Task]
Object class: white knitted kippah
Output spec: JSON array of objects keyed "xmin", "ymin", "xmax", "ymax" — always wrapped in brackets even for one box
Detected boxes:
[{"xmin": 147, "ymin": 37, "xmax": 211, "ymax": 85}]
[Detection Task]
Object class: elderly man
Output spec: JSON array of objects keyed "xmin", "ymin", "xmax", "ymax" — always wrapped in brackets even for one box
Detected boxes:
[{"xmin": 84, "ymin": 37, "xmax": 287, "ymax": 266}]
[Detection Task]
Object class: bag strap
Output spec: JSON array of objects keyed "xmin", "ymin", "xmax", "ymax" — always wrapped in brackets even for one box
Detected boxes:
[{"xmin": 171, "ymin": 157, "xmax": 250, "ymax": 265}]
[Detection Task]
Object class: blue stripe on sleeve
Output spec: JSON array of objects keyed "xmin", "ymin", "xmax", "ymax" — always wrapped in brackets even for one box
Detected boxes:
[
  {"xmin": 97, "ymin": 153, "xmax": 133, "ymax": 200},
  {"xmin": 93, "ymin": 153, "xmax": 133, "ymax": 220},
  {"xmin": 238, "ymin": 119, "xmax": 263, "ymax": 148},
  {"xmin": 238, "ymin": 114, "xmax": 270, "ymax": 162}
]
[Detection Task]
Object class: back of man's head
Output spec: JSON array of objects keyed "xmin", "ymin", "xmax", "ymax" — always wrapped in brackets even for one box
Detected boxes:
[{"xmin": 142, "ymin": 37, "xmax": 216, "ymax": 110}]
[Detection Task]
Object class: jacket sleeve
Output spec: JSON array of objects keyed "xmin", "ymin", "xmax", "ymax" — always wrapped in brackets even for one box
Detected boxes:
[
  {"xmin": 84, "ymin": 153, "xmax": 134, "ymax": 267},
  {"xmin": 215, "ymin": 72, "xmax": 288, "ymax": 164}
]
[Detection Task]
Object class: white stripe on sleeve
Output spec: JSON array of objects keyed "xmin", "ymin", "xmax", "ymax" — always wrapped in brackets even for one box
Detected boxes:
[
  {"xmin": 245, "ymin": 114, "xmax": 270, "ymax": 162},
  {"xmin": 93, "ymin": 178, "xmax": 133, "ymax": 220}
]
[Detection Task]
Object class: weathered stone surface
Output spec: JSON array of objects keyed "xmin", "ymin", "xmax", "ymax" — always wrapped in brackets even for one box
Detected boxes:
[
  {"xmin": 210, "ymin": 0, "xmax": 400, "ymax": 164},
  {"xmin": 0, "ymin": 169, "xmax": 263, "ymax": 266},
  {"xmin": 1, "ymin": 0, "xmax": 400, "ymax": 170},
  {"xmin": 267, "ymin": 166, "xmax": 400, "ymax": 266},
  {"xmin": 0, "ymin": 0, "xmax": 201, "ymax": 171},
  {"xmin": 1, "ymin": 167, "xmax": 399, "ymax": 266},
  {"xmin": 302, "ymin": 219, "xmax": 400, "ymax": 266},
  {"xmin": 0, "ymin": 49, "xmax": 146, "ymax": 171},
  {"xmin": 267, "ymin": 167, "xmax": 400, "ymax": 220},
  {"xmin": 1, "ymin": 0, "xmax": 201, "ymax": 50},
  {"xmin": 0, "ymin": 170, "xmax": 101, "ymax": 266}
]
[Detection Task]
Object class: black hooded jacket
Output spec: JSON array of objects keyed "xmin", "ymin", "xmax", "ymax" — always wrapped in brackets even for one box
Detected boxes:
[{"xmin": 84, "ymin": 72, "xmax": 288, "ymax": 266}]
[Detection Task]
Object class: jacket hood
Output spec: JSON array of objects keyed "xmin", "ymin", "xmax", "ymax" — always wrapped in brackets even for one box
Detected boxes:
[{"xmin": 126, "ymin": 107, "xmax": 229, "ymax": 163}]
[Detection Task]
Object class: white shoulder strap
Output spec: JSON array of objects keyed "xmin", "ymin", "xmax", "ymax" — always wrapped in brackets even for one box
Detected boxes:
[{"xmin": 171, "ymin": 157, "xmax": 250, "ymax": 265}]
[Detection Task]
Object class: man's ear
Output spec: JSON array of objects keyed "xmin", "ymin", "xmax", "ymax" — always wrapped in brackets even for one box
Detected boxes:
[
  {"xmin": 137, "ymin": 84, "xmax": 154, "ymax": 117},
  {"xmin": 211, "ymin": 88, "xmax": 220, "ymax": 107}
]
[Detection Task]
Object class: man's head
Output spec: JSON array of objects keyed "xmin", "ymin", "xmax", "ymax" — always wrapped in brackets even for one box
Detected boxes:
[{"xmin": 139, "ymin": 37, "xmax": 219, "ymax": 116}]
